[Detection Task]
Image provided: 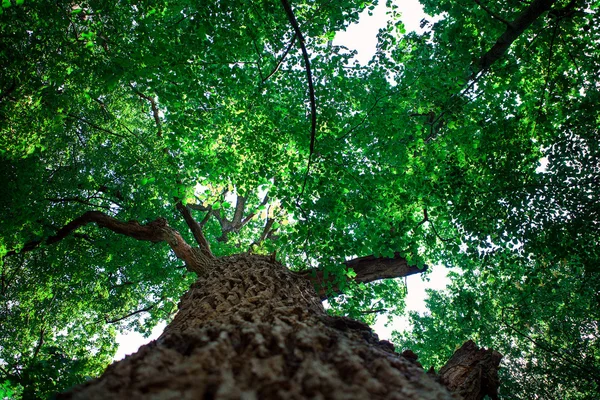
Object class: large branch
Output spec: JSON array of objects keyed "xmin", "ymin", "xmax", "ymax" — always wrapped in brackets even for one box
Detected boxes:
[
  {"xmin": 299, "ymin": 253, "xmax": 427, "ymax": 300},
  {"xmin": 478, "ymin": 0, "xmax": 558, "ymax": 72},
  {"xmin": 176, "ymin": 202, "xmax": 213, "ymax": 256},
  {"xmin": 187, "ymin": 203, "xmax": 231, "ymax": 241},
  {"xmin": 232, "ymin": 195, "xmax": 247, "ymax": 227},
  {"xmin": 6, "ymin": 211, "xmax": 209, "ymax": 275}
]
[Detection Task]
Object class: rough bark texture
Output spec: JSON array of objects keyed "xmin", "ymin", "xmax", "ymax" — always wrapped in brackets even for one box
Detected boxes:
[
  {"xmin": 59, "ymin": 254, "xmax": 456, "ymax": 399},
  {"xmin": 301, "ymin": 253, "xmax": 427, "ymax": 299},
  {"xmin": 435, "ymin": 341, "xmax": 502, "ymax": 400}
]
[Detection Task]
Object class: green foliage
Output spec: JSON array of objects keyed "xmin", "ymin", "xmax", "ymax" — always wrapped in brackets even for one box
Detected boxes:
[
  {"xmin": 387, "ymin": 1, "xmax": 600, "ymax": 398},
  {"xmin": 395, "ymin": 251, "xmax": 600, "ymax": 399},
  {"xmin": 1, "ymin": 0, "xmax": 599, "ymax": 398},
  {"xmin": 328, "ymin": 278, "xmax": 407, "ymax": 325}
]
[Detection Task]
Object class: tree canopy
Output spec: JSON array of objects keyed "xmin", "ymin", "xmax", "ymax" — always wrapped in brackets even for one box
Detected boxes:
[{"xmin": 0, "ymin": 0, "xmax": 598, "ymax": 398}]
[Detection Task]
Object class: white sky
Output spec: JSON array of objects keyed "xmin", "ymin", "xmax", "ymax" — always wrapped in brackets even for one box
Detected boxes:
[
  {"xmin": 334, "ymin": 0, "xmax": 430, "ymax": 64},
  {"xmin": 114, "ymin": 0, "xmax": 447, "ymax": 360}
]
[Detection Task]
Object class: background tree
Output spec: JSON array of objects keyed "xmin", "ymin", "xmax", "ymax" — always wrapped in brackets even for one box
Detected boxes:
[
  {"xmin": 0, "ymin": 0, "xmax": 597, "ymax": 398},
  {"xmin": 389, "ymin": 0, "xmax": 600, "ymax": 398}
]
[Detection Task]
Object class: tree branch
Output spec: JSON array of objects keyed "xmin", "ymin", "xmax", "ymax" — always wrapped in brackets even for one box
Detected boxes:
[
  {"xmin": 358, "ymin": 308, "xmax": 387, "ymax": 315},
  {"xmin": 45, "ymin": 196, "xmax": 112, "ymax": 210},
  {"xmin": 262, "ymin": 34, "xmax": 297, "ymax": 83},
  {"xmin": 500, "ymin": 308, "xmax": 595, "ymax": 377},
  {"xmin": 299, "ymin": 253, "xmax": 428, "ymax": 300},
  {"xmin": 232, "ymin": 195, "xmax": 247, "ymax": 226},
  {"xmin": 435, "ymin": 340, "xmax": 502, "ymax": 400},
  {"xmin": 188, "ymin": 203, "xmax": 210, "ymax": 212},
  {"xmin": 241, "ymin": 193, "xmax": 270, "ymax": 226},
  {"xmin": 187, "ymin": 202, "xmax": 228, "ymax": 241},
  {"xmin": 188, "ymin": 193, "xmax": 268, "ymax": 242},
  {"xmin": 129, "ymin": 84, "xmax": 163, "ymax": 137},
  {"xmin": 473, "ymin": 0, "xmax": 514, "ymax": 27},
  {"xmin": 198, "ymin": 205, "xmax": 213, "ymax": 228},
  {"xmin": 32, "ymin": 327, "xmax": 46, "ymax": 361},
  {"xmin": 105, "ymin": 303, "xmax": 156, "ymax": 324},
  {"xmin": 67, "ymin": 114, "xmax": 128, "ymax": 139},
  {"xmin": 477, "ymin": 0, "xmax": 558, "ymax": 72},
  {"xmin": 0, "ymin": 365, "xmax": 16, "ymax": 380},
  {"xmin": 0, "ymin": 80, "xmax": 16, "ymax": 104},
  {"xmin": 280, "ymin": 0, "xmax": 317, "ymax": 196},
  {"xmin": 248, "ymin": 212, "xmax": 275, "ymax": 252},
  {"xmin": 176, "ymin": 202, "xmax": 213, "ymax": 257},
  {"xmin": 5, "ymin": 211, "xmax": 208, "ymax": 274}
]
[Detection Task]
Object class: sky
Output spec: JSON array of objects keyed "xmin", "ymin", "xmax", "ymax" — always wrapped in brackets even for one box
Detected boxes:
[
  {"xmin": 114, "ymin": 0, "xmax": 448, "ymax": 360},
  {"xmin": 334, "ymin": 0, "xmax": 430, "ymax": 64}
]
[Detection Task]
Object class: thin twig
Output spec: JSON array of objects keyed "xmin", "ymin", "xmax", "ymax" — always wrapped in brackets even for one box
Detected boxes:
[
  {"xmin": 45, "ymin": 196, "xmax": 112, "ymax": 210},
  {"xmin": 262, "ymin": 34, "xmax": 297, "ymax": 83},
  {"xmin": 501, "ymin": 309, "xmax": 597, "ymax": 377},
  {"xmin": 106, "ymin": 303, "xmax": 156, "ymax": 324},
  {"xmin": 67, "ymin": 114, "xmax": 128, "ymax": 139},
  {"xmin": 129, "ymin": 84, "xmax": 163, "ymax": 137},
  {"xmin": 473, "ymin": 0, "xmax": 514, "ymax": 27}
]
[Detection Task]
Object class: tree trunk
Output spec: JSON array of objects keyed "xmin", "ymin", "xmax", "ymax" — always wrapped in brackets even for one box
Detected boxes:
[{"xmin": 58, "ymin": 254, "xmax": 491, "ymax": 399}]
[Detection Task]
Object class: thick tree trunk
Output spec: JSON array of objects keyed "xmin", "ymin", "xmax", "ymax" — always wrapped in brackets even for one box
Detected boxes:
[{"xmin": 58, "ymin": 254, "xmax": 494, "ymax": 399}]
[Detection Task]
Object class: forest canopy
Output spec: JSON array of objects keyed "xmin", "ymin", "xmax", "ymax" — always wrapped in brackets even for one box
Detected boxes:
[{"xmin": 0, "ymin": 0, "xmax": 598, "ymax": 398}]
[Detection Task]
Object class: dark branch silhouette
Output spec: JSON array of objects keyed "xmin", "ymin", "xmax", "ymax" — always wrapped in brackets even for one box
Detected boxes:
[
  {"xmin": 477, "ymin": 0, "xmax": 558, "ymax": 72},
  {"xmin": 129, "ymin": 84, "xmax": 163, "ymax": 137},
  {"xmin": 280, "ymin": 0, "xmax": 317, "ymax": 197},
  {"xmin": 473, "ymin": 0, "xmax": 513, "ymax": 27},
  {"xmin": 5, "ymin": 211, "xmax": 209, "ymax": 274},
  {"xmin": 106, "ymin": 303, "xmax": 158, "ymax": 324},
  {"xmin": 262, "ymin": 34, "xmax": 297, "ymax": 83}
]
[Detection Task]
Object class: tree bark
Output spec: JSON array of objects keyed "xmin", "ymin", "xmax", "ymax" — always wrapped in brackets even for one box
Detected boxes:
[
  {"xmin": 58, "ymin": 254, "xmax": 489, "ymax": 399},
  {"xmin": 435, "ymin": 340, "xmax": 503, "ymax": 400}
]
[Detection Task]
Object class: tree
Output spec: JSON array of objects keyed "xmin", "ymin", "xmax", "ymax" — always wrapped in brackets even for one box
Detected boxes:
[
  {"xmin": 0, "ymin": 0, "xmax": 597, "ymax": 398},
  {"xmin": 390, "ymin": 0, "xmax": 600, "ymax": 398}
]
